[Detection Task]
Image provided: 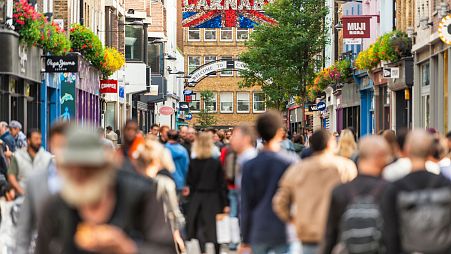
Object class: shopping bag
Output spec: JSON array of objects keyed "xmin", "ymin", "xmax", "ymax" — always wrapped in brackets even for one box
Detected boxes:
[
  {"xmin": 230, "ymin": 217, "xmax": 241, "ymax": 244},
  {"xmin": 185, "ymin": 239, "xmax": 201, "ymax": 254},
  {"xmin": 216, "ymin": 214, "xmax": 232, "ymax": 244}
]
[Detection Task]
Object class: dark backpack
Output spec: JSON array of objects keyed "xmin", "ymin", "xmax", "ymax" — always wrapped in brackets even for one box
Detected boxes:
[
  {"xmin": 340, "ymin": 185, "xmax": 385, "ymax": 254},
  {"xmin": 397, "ymin": 186, "xmax": 451, "ymax": 253}
]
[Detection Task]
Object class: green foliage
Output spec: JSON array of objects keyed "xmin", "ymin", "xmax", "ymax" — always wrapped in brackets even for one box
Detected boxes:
[
  {"xmin": 13, "ymin": 0, "xmax": 45, "ymax": 46},
  {"xmin": 40, "ymin": 22, "xmax": 71, "ymax": 55},
  {"xmin": 197, "ymin": 91, "xmax": 217, "ymax": 128},
  {"xmin": 239, "ymin": 0, "xmax": 328, "ymax": 108},
  {"xmin": 70, "ymin": 24, "xmax": 105, "ymax": 72}
]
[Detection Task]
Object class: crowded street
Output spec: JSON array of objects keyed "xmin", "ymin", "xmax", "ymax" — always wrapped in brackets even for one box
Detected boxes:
[{"xmin": 2, "ymin": 0, "xmax": 451, "ymax": 254}]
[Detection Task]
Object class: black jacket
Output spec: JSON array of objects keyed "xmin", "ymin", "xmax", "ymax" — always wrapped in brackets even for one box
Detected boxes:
[
  {"xmin": 321, "ymin": 174, "xmax": 388, "ymax": 254},
  {"xmin": 35, "ymin": 170, "xmax": 176, "ymax": 254}
]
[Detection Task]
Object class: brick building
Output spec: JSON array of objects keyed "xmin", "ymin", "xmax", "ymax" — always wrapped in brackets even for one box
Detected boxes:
[{"xmin": 179, "ymin": 26, "xmax": 265, "ymax": 128}]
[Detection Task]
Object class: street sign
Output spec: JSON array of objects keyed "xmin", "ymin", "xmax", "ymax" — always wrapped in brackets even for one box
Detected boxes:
[
  {"xmin": 316, "ymin": 101, "xmax": 326, "ymax": 111},
  {"xmin": 159, "ymin": 106, "xmax": 174, "ymax": 116},
  {"xmin": 383, "ymin": 67, "xmax": 400, "ymax": 79},
  {"xmin": 342, "ymin": 16, "xmax": 371, "ymax": 39},
  {"xmin": 183, "ymin": 90, "xmax": 193, "ymax": 95},
  {"xmin": 186, "ymin": 113, "xmax": 193, "ymax": 121},
  {"xmin": 179, "ymin": 102, "xmax": 190, "ymax": 112}
]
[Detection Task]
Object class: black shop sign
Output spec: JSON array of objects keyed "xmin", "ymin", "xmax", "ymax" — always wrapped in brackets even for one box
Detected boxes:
[{"xmin": 45, "ymin": 55, "xmax": 79, "ymax": 72}]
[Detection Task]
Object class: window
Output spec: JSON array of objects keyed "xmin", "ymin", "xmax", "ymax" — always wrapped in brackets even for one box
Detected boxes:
[
  {"xmin": 125, "ymin": 24, "xmax": 144, "ymax": 61},
  {"xmin": 148, "ymin": 42, "xmax": 163, "ymax": 74},
  {"xmin": 204, "ymin": 28, "xmax": 217, "ymax": 41},
  {"xmin": 204, "ymin": 56, "xmax": 217, "ymax": 76},
  {"xmin": 220, "ymin": 28, "xmax": 233, "ymax": 41},
  {"xmin": 236, "ymin": 28, "xmax": 249, "ymax": 41},
  {"xmin": 220, "ymin": 92, "xmax": 233, "ymax": 113},
  {"xmin": 253, "ymin": 92, "xmax": 266, "ymax": 113},
  {"xmin": 221, "ymin": 56, "xmax": 233, "ymax": 76},
  {"xmin": 421, "ymin": 62, "xmax": 430, "ymax": 86},
  {"xmin": 188, "ymin": 56, "xmax": 201, "ymax": 74},
  {"xmin": 237, "ymin": 92, "xmax": 250, "ymax": 113},
  {"xmin": 189, "ymin": 93, "xmax": 201, "ymax": 112},
  {"xmin": 204, "ymin": 92, "xmax": 217, "ymax": 112},
  {"xmin": 188, "ymin": 28, "xmax": 200, "ymax": 41}
]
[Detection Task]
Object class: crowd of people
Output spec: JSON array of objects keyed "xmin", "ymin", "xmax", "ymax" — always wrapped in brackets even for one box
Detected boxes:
[{"xmin": 1, "ymin": 112, "xmax": 451, "ymax": 254}]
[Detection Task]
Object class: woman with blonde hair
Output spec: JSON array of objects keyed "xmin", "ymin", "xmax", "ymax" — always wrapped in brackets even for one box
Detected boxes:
[
  {"xmin": 337, "ymin": 129, "xmax": 358, "ymax": 159},
  {"xmin": 185, "ymin": 132, "xmax": 229, "ymax": 254},
  {"xmin": 133, "ymin": 138, "xmax": 186, "ymax": 253}
]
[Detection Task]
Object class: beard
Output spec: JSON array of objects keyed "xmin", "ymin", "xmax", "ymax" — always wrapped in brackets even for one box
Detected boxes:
[
  {"xmin": 30, "ymin": 144, "xmax": 41, "ymax": 153},
  {"xmin": 59, "ymin": 169, "xmax": 116, "ymax": 207}
]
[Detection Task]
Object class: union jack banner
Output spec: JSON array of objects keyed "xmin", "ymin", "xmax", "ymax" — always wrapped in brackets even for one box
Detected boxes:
[{"xmin": 182, "ymin": 0, "xmax": 277, "ymax": 28}]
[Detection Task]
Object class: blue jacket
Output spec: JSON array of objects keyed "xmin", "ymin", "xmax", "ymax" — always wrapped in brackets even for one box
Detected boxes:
[
  {"xmin": 241, "ymin": 151, "xmax": 294, "ymax": 246},
  {"xmin": 166, "ymin": 143, "xmax": 189, "ymax": 190},
  {"xmin": 0, "ymin": 131, "xmax": 16, "ymax": 152}
]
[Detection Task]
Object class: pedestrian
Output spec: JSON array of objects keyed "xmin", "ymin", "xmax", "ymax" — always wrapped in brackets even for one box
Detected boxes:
[
  {"xmin": 280, "ymin": 128, "xmax": 295, "ymax": 152},
  {"xmin": 150, "ymin": 124, "xmax": 160, "ymax": 137},
  {"xmin": 292, "ymin": 134, "xmax": 305, "ymax": 156},
  {"xmin": 35, "ymin": 126, "xmax": 176, "ymax": 254},
  {"xmin": 208, "ymin": 128, "xmax": 225, "ymax": 150},
  {"xmin": 160, "ymin": 125, "xmax": 170, "ymax": 144},
  {"xmin": 9, "ymin": 120, "xmax": 27, "ymax": 149},
  {"xmin": 218, "ymin": 129, "xmax": 227, "ymax": 146},
  {"xmin": 165, "ymin": 130, "xmax": 190, "ymax": 193},
  {"xmin": 105, "ymin": 126, "xmax": 118, "ymax": 146},
  {"xmin": 321, "ymin": 136, "xmax": 391, "ymax": 254},
  {"xmin": 336, "ymin": 129, "xmax": 358, "ymax": 159},
  {"xmin": 180, "ymin": 126, "xmax": 194, "ymax": 156},
  {"xmin": 185, "ymin": 132, "xmax": 229, "ymax": 254},
  {"xmin": 115, "ymin": 129, "xmax": 122, "ymax": 145},
  {"xmin": 273, "ymin": 129, "xmax": 357, "ymax": 254},
  {"xmin": 383, "ymin": 128, "xmax": 411, "ymax": 181},
  {"xmin": 239, "ymin": 111, "xmax": 295, "ymax": 254},
  {"xmin": 381, "ymin": 130, "xmax": 400, "ymax": 162},
  {"xmin": 134, "ymin": 138, "xmax": 186, "ymax": 253},
  {"xmin": 179, "ymin": 126, "xmax": 188, "ymax": 142},
  {"xmin": 120, "ymin": 119, "xmax": 140, "ymax": 172},
  {"xmin": 382, "ymin": 130, "xmax": 451, "ymax": 254},
  {"xmin": 0, "ymin": 121, "xmax": 16, "ymax": 153},
  {"xmin": 225, "ymin": 129, "xmax": 232, "ymax": 144},
  {"xmin": 7, "ymin": 129, "xmax": 52, "ymax": 196},
  {"xmin": 15, "ymin": 121, "xmax": 69, "ymax": 254},
  {"xmin": 97, "ymin": 127, "xmax": 115, "ymax": 150}
]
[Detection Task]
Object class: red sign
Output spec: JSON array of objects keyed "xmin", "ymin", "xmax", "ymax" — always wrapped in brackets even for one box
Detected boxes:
[
  {"xmin": 159, "ymin": 106, "xmax": 175, "ymax": 116},
  {"xmin": 185, "ymin": 95, "xmax": 192, "ymax": 103},
  {"xmin": 100, "ymin": 80, "xmax": 118, "ymax": 93},
  {"xmin": 342, "ymin": 16, "xmax": 371, "ymax": 39}
]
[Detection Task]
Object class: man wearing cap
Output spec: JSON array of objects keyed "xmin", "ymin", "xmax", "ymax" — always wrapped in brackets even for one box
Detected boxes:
[
  {"xmin": 7, "ymin": 129, "xmax": 52, "ymax": 196},
  {"xmin": 9, "ymin": 120, "xmax": 27, "ymax": 149},
  {"xmin": 0, "ymin": 121, "xmax": 16, "ymax": 153},
  {"xmin": 35, "ymin": 126, "xmax": 176, "ymax": 254}
]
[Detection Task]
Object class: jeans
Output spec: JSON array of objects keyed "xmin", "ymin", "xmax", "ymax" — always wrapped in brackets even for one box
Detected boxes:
[
  {"xmin": 228, "ymin": 189, "xmax": 239, "ymax": 217},
  {"xmin": 252, "ymin": 244, "xmax": 290, "ymax": 254},
  {"xmin": 301, "ymin": 244, "xmax": 319, "ymax": 254}
]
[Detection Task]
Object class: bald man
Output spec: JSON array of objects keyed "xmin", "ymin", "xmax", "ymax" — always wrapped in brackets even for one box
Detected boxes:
[
  {"xmin": 321, "ymin": 136, "xmax": 391, "ymax": 254},
  {"xmin": 382, "ymin": 130, "xmax": 451, "ymax": 254}
]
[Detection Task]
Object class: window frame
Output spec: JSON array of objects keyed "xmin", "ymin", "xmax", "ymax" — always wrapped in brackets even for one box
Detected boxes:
[
  {"xmin": 204, "ymin": 28, "xmax": 217, "ymax": 41},
  {"xmin": 204, "ymin": 56, "xmax": 217, "ymax": 76},
  {"xmin": 253, "ymin": 92, "xmax": 266, "ymax": 113},
  {"xmin": 220, "ymin": 27, "xmax": 233, "ymax": 41},
  {"xmin": 189, "ymin": 92, "xmax": 201, "ymax": 113},
  {"xmin": 220, "ymin": 92, "xmax": 234, "ymax": 113},
  {"xmin": 236, "ymin": 28, "xmax": 249, "ymax": 41},
  {"xmin": 220, "ymin": 56, "xmax": 233, "ymax": 77},
  {"xmin": 188, "ymin": 56, "xmax": 202, "ymax": 74},
  {"xmin": 188, "ymin": 28, "xmax": 201, "ymax": 41},
  {"xmin": 203, "ymin": 92, "xmax": 217, "ymax": 113},
  {"xmin": 237, "ymin": 92, "xmax": 250, "ymax": 113}
]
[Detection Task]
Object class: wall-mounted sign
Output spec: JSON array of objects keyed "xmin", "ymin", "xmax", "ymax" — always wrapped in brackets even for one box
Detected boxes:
[
  {"xmin": 186, "ymin": 113, "xmax": 193, "ymax": 121},
  {"xmin": 308, "ymin": 105, "xmax": 318, "ymax": 112},
  {"xmin": 439, "ymin": 15, "xmax": 451, "ymax": 45},
  {"xmin": 182, "ymin": 0, "xmax": 276, "ymax": 28},
  {"xmin": 179, "ymin": 102, "xmax": 190, "ymax": 112},
  {"xmin": 316, "ymin": 101, "xmax": 326, "ymax": 111},
  {"xmin": 159, "ymin": 106, "xmax": 175, "ymax": 116},
  {"xmin": 383, "ymin": 67, "xmax": 400, "ymax": 79},
  {"xmin": 60, "ymin": 73, "xmax": 77, "ymax": 122},
  {"xmin": 183, "ymin": 89, "xmax": 193, "ymax": 95},
  {"xmin": 185, "ymin": 95, "xmax": 192, "ymax": 103},
  {"xmin": 118, "ymin": 85, "xmax": 125, "ymax": 103},
  {"xmin": 45, "ymin": 55, "xmax": 78, "ymax": 73},
  {"xmin": 342, "ymin": 16, "xmax": 371, "ymax": 39},
  {"xmin": 188, "ymin": 60, "xmax": 247, "ymax": 84},
  {"xmin": 100, "ymin": 80, "xmax": 118, "ymax": 94}
]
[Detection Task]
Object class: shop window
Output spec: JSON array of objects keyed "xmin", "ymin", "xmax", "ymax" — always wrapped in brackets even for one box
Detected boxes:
[
  {"xmin": 220, "ymin": 92, "xmax": 233, "ymax": 113},
  {"xmin": 220, "ymin": 28, "xmax": 233, "ymax": 41},
  {"xmin": 253, "ymin": 92, "xmax": 266, "ymax": 113},
  {"xmin": 236, "ymin": 28, "xmax": 249, "ymax": 41},
  {"xmin": 189, "ymin": 92, "xmax": 201, "ymax": 112},
  {"xmin": 421, "ymin": 62, "xmax": 430, "ymax": 86},
  {"xmin": 204, "ymin": 92, "xmax": 217, "ymax": 113},
  {"xmin": 204, "ymin": 56, "xmax": 217, "ymax": 76},
  {"xmin": 221, "ymin": 56, "xmax": 233, "ymax": 76},
  {"xmin": 188, "ymin": 56, "xmax": 201, "ymax": 74},
  {"xmin": 422, "ymin": 95, "xmax": 431, "ymax": 128},
  {"xmin": 204, "ymin": 28, "xmax": 217, "ymax": 41},
  {"xmin": 125, "ymin": 24, "xmax": 144, "ymax": 62},
  {"xmin": 188, "ymin": 28, "xmax": 200, "ymax": 41},
  {"xmin": 237, "ymin": 92, "xmax": 250, "ymax": 113}
]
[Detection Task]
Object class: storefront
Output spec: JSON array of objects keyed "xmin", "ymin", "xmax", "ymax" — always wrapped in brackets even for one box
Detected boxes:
[
  {"xmin": 371, "ymin": 69, "xmax": 391, "ymax": 132},
  {"xmin": 337, "ymin": 82, "xmax": 360, "ymax": 135},
  {"xmin": 288, "ymin": 105, "xmax": 303, "ymax": 134},
  {"xmin": 357, "ymin": 71, "xmax": 374, "ymax": 136},
  {"xmin": 100, "ymin": 76, "xmax": 127, "ymax": 131},
  {"xmin": 0, "ymin": 29, "xmax": 42, "ymax": 131}
]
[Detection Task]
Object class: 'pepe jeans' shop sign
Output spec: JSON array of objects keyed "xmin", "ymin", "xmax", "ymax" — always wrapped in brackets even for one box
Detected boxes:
[{"xmin": 45, "ymin": 55, "xmax": 79, "ymax": 73}]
